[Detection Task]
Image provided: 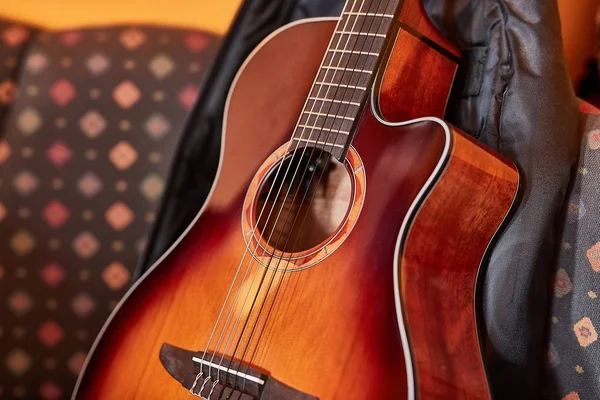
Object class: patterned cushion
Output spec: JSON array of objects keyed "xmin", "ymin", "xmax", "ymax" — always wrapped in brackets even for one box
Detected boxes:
[
  {"xmin": 0, "ymin": 24, "xmax": 219, "ymax": 399},
  {"xmin": 544, "ymin": 105, "xmax": 600, "ymax": 400}
]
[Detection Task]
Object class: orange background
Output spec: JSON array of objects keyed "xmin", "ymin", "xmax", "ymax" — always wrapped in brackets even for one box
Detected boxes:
[
  {"xmin": 557, "ymin": 0, "xmax": 599, "ymax": 86},
  {"xmin": 0, "ymin": 0, "xmax": 242, "ymax": 34},
  {"xmin": 0, "ymin": 0, "xmax": 596, "ymax": 85}
]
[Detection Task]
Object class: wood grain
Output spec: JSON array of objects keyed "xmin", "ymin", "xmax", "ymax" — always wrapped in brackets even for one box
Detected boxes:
[
  {"xmin": 400, "ymin": 129, "xmax": 518, "ymax": 399},
  {"xmin": 379, "ymin": 29, "xmax": 457, "ymax": 121},
  {"xmin": 397, "ymin": 0, "xmax": 460, "ymax": 58}
]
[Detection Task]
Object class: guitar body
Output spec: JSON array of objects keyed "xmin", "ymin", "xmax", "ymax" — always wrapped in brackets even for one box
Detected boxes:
[{"xmin": 74, "ymin": 11, "xmax": 518, "ymax": 400}]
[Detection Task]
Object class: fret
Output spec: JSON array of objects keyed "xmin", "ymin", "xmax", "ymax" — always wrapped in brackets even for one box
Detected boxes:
[
  {"xmin": 295, "ymin": 126, "xmax": 351, "ymax": 145},
  {"xmin": 306, "ymin": 98, "xmax": 356, "ymax": 109},
  {"xmin": 335, "ymin": 30, "xmax": 387, "ymax": 38},
  {"xmin": 312, "ymin": 83, "xmax": 366, "ymax": 102},
  {"xmin": 314, "ymin": 81, "xmax": 367, "ymax": 91},
  {"xmin": 292, "ymin": 137, "xmax": 345, "ymax": 149},
  {"xmin": 335, "ymin": 16, "xmax": 392, "ymax": 36},
  {"xmin": 343, "ymin": 0, "xmax": 398, "ymax": 15},
  {"xmin": 322, "ymin": 52, "xmax": 378, "ymax": 74},
  {"xmin": 308, "ymin": 97, "xmax": 361, "ymax": 106},
  {"xmin": 299, "ymin": 115, "xmax": 352, "ymax": 134},
  {"xmin": 303, "ymin": 111, "xmax": 355, "ymax": 121},
  {"xmin": 329, "ymin": 34, "xmax": 386, "ymax": 55},
  {"xmin": 311, "ymin": 82, "xmax": 365, "ymax": 104},
  {"xmin": 304, "ymin": 101, "xmax": 356, "ymax": 120},
  {"xmin": 292, "ymin": 0, "xmax": 402, "ymax": 160},
  {"xmin": 342, "ymin": 11, "xmax": 395, "ymax": 18},
  {"xmin": 327, "ymin": 49, "xmax": 379, "ymax": 57},
  {"xmin": 321, "ymin": 66, "xmax": 371, "ymax": 74},
  {"xmin": 297, "ymin": 124, "xmax": 351, "ymax": 135}
]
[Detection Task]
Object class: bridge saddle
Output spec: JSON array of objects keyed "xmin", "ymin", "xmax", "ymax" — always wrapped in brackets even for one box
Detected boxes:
[{"xmin": 159, "ymin": 343, "xmax": 318, "ymax": 400}]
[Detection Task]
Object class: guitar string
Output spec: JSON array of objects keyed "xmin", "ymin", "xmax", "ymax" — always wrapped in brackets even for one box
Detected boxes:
[
  {"xmin": 190, "ymin": 127, "xmax": 297, "ymax": 394},
  {"xmin": 226, "ymin": 1, "xmax": 399, "ymax": 394},
  {"xmin": 235, "ymin": 0, "xmax": 396, "ymax": 391},
  {"xmin": 190, "ymin": 54, "xmax": 327, "ymax": 396},
  {"xmin": 196, "ymin": 0, "xmax": 396, "ymax": 395},
  {"xmin": 189, "ymin": 0, "xmax": 365, "ymax": 395},
  {"xmin": 211, "ymin": 1, "xmax": 383, "ymax": 397},
  {"xmin": 211, "ymin": 0, "xmax": 371, "ymax": 393}
]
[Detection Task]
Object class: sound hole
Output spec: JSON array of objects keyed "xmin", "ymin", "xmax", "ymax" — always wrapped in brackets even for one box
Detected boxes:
[{"xmin": 255, "ymin": 147, "xmax": 352, "ymax": 254}]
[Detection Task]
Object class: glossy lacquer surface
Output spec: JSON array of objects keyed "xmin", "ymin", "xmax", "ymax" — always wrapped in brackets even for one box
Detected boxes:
[{"xmin": 74, "ymin": 7, "xmax": 518, "ymax": 400}]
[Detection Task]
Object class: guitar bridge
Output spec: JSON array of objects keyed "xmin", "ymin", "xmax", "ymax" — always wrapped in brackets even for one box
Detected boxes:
[{"xmin": 159, "ymin": 343, "xmax": 318, "ymax": 400}]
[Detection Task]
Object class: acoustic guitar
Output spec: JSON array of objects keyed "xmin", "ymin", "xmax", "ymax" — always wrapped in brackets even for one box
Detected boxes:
[{"xmin": 73, "ymin": 0, "xmax": 519, "ymax": 398}]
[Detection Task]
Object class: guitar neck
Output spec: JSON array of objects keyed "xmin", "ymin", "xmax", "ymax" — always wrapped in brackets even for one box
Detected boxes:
[{"xmin": 292, "ymin": 0, "xmax": 403, "ymax": 160}]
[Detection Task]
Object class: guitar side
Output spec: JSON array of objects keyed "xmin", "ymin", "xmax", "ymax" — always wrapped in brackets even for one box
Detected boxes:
[{"xmin": 385, "ymin": 115, "xmax": 519, "ymax": 398}]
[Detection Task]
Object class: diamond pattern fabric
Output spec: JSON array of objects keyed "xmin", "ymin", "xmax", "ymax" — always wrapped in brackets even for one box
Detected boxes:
[
  {"xmin": 0, "ymin": 21, "xmax": 219, "ymax": 399},
  {"xmin": 0, "ymin": 22, "xmax": 37, "ymax": 129}
]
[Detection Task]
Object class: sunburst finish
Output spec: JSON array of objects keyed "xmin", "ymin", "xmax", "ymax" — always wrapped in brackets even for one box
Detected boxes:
[{"xmin": 73, "ymin": 2, "xmax": 519, "ymax": 399}]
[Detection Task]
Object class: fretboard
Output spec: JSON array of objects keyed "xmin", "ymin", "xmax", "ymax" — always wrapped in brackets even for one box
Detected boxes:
[{"xmin": 292, "ymin": 0, "xmax": 402, "ymax": 160}]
